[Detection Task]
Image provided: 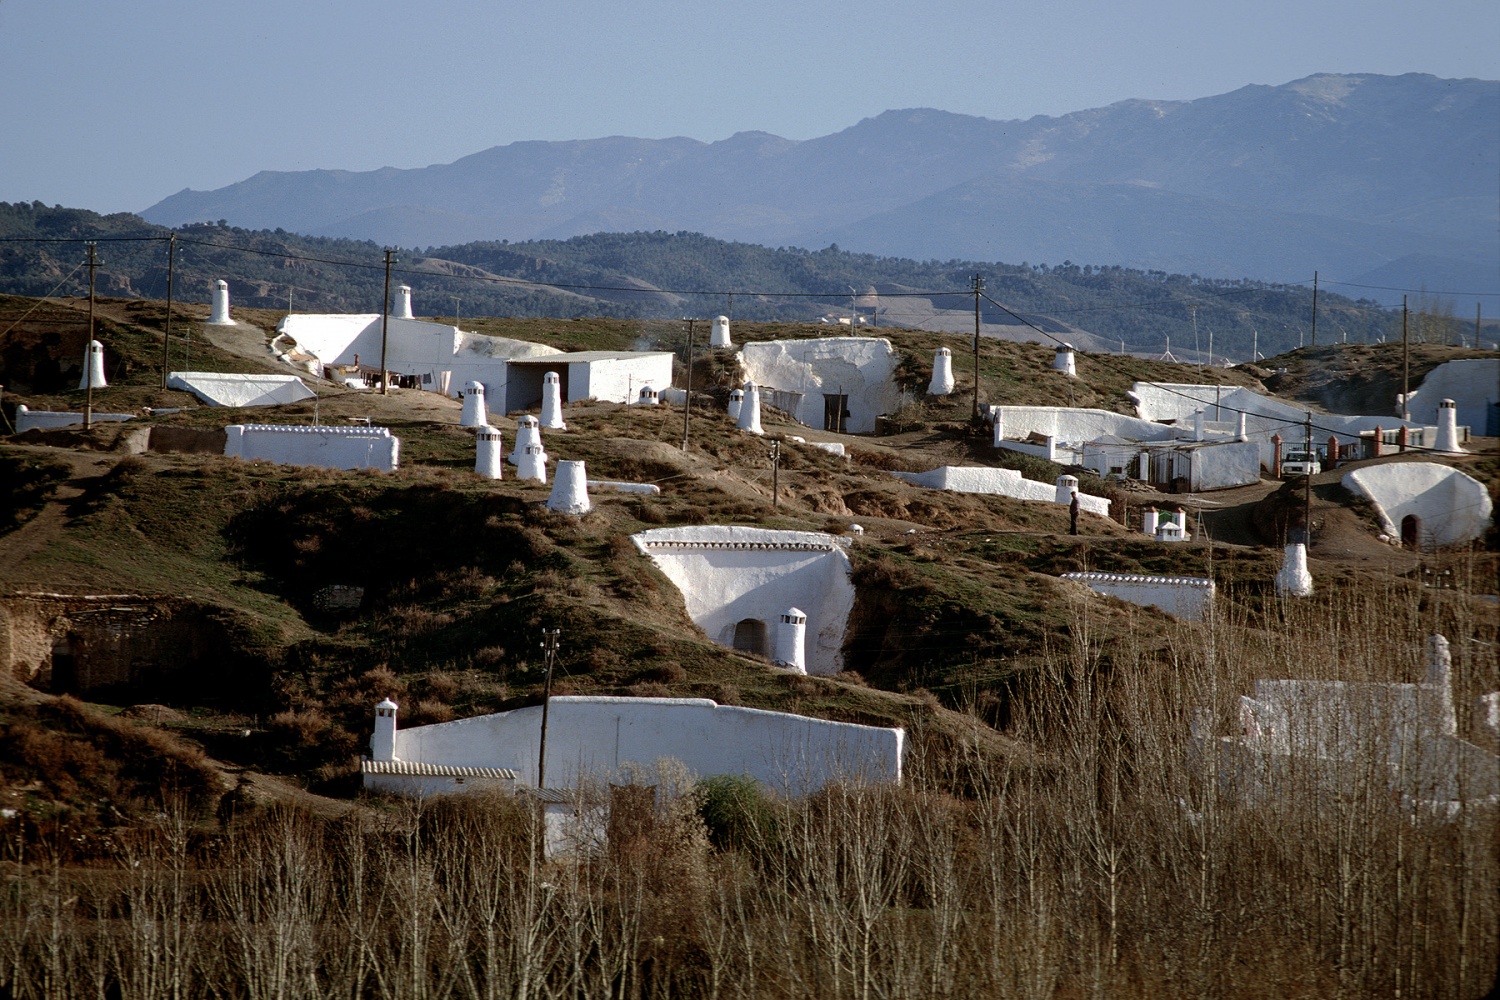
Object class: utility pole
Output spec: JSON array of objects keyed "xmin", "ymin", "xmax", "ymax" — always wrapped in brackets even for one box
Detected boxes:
[
  {"xmin": 1303, "ymin": 413, "xmax": 1313, "ymax": 548},
  {"xmin": 1475, "ymin": 304, "xmax": 1482, "ymax": 350},
  {"xmin": 1402, "ymin": 295, "xmax": 1411, "ymax": 421},
  {"xmin": 1309, "ymin": 271, "xmax": 1319, "ymax": 347},
  {"xmin": 681, "ymin": 318, "xmax": 695, "ymax": 451},
  {"xmin": 160, "ymin": 234, "xmax": 176, "ymax": 390},
  {"xmin": 379, "ymin": 248, "xmax": 396, "ymax": 394},
  {"xmin": 773, "ymin": 438, "xmax": 782, "ymax": 508},
  {"xmin": 84, "ymin": 242, "xmax": 98, "ymax": 429},
  {"xmin": 537, "ymin": 629, "xmax": 560, "ymax": 789},
  {"xmin": 971, "ymin": 273, "xmax": 983, "ymax": 420}
]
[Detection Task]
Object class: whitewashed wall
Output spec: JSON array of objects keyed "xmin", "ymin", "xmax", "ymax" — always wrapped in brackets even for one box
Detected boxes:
[
  {"xmin": 632, "ymin": 526, "xmax": 854, "ymax": 675},
  {"xmin": 1188, "ymin": 440, "xmax": 1263, "ymax": 490},
  {"xmin": 224, "ymin": 424, "xmax": 400, "ymax": 471},
  {"xmin": 391, "ymin": 696, "xmax": 904, "ymax": 794},
  {"xmin": 15, "ymin": 406, "xmax": 134, "ymax": 432},
  {"xmin": 891, "ymin": 466, "xmax": 1111, "ymax": 516},
  {"xmin": 1061, "ymin": 572, "xmax": 1215, "ymax": 620},
  {"xmin": 993, "ymin": 405, "xmax": 1178, "ymax": 443},
  {"xmin": 167, "ymin": 372, "xmax": 313, "ymax": 407},
  {"xmin": 568, "ymin": 354, "xmax": 675, "ymax": 406},
  {"xmin": 740, "ymin": 338, "xmax": 903, "ymax": 434},
  {"xmin": 1342, "ymin": 462, "xmax": 1493, "ymax": 547},
  {"xmin": 1405, "ymin": 359, "xmax": 1500, "ymax": 434}
]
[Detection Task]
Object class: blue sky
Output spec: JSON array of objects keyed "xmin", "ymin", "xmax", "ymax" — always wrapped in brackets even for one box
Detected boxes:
[{"xmin": 2, "ymin": 0, "xmax": 1496, "ymax": 214}]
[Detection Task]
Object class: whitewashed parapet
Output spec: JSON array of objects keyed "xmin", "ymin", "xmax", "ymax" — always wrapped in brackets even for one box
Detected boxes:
[
  {"xmin": 632, "ymin": 526, "xmax": 854, "ymax": 675},
  {"xmin": 588, "ymin": 480, "xmax": 661, "ymax": 495},
  {"xmin": 224, "ymin": 423, "xmax": 400, "ymax": 471},
  {"xmin": 385, "ymin": 695, "xmax": 902, "ymax": 793},
  {"xmin": 1061, "ymin": 571, "xmax": 1215, "ymax": 621},
  {"xmin": 15, "ymin": 406, "xmax": 135, "ymax": 433},
  {"xmin": 892, "ymin": 465, "xmax": 1110, "ymax": 516},
  {"xmin": 636, "ymin": 538, "xmax": 847, "ymax": 552}
]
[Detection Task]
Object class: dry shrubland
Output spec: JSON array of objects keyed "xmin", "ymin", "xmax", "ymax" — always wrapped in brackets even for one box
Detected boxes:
[{"xmin": 2, "ymin": 588, "xmax": 1494, "ymax": 999}]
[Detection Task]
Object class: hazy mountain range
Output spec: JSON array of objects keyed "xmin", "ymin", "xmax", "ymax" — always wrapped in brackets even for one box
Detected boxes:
[{"xmin": 143, "ymin": 73, "xmax": 1498, "ymax": 310}]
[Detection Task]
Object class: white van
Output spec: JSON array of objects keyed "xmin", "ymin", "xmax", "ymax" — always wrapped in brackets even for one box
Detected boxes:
[{"xmin": 1281, "ymin": 450, "xmax": 1321, "ymax": 477}]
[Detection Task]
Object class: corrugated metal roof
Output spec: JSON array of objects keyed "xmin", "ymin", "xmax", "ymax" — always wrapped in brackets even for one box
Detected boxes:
[
  {"xmin": 517, "ymin": 786, "xmax": 576, "ymax": 804},
  {"xmin": 361, "ymin": 759, "xmax": 518, "ymax": 780}
]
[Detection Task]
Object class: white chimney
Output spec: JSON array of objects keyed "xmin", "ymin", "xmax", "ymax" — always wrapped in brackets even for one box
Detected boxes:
[
  {"xmin": 1274, "ymin": 542, "xmax": 1313, "ymax": 597},
  {"xmin": 510, "ymin": 415, "xmax": 543, "ymax": 465},
  {"xmin": 1236, "ymin": 411, "xmax": 1248, "ymax": 442},
  {"xmin": 208, "ymin": 279, "xmax": 233, "ymax": 325},
  {"xmin": 547, "ymin": 460, "xmax": 591, "ymax": 515},
  {"xmin": 395, "ymin": 285, "xmax": 414, "ymax": 319},
  {"xmin": 540, "ymin": 371, "xmax": 566, "ymax": 429},
  {"xmin": 727, "ymin": 388, "xmax": 744, "ymax": 422},
  {"xmin": 516, "ymin": 443, "xmax": 547, "ymax": 483},
  {"xmin": 1055, "ymin": 474, "xmax": 1079, "ymax": 505},
  {"xmin": 928, "ymin": 347, "xmax": 955, "ymax": 395},
  {"xmin": 774, "ymin": 607, "xmax": 808, "ymax": 674},
  {"xmin": 475, "ymin": 425, "xmax": 503, "ymax": 479},
  {"xmin": 372, "ymin": 698, "xmax": 398, "ymax": 761},
  {"xmin": 1053, "ymin": 343, "xmax": 1076, "ymax": 377},
  {"xmin": 736, "ymin": 381, "xmax": 764, "ymax": 435},
  {"xmin": 460, "ymin": 381, "xmax": 487, "ymax": 427},
  {"xmin": 636, "ymin": 384, "xmax": 659, "ymax": 405},
  {"xmin": 1193, "ymin": 409, "xmax": 1205, "ymax": 442},
  {"xmin": 78, "ymin": 340, "xmax": 107, "ymax": 390},
  {"xmin": 711, "ymin": 315, "xmax": 732, "ymax": 347},
  {"xmin": 1433, "ymin": 399, "xmax": 1463, "ymax": 454},
  {"xmin": 1142, "ymin": 508, "xmax": 1159, "ymax": 537},
  {"xmin": 1423, "ymin": 634, "xmax": 1457, "ymax": 736}
]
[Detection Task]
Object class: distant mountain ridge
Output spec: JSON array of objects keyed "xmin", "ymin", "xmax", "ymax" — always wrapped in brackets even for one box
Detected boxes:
[{"xmin": 141, "ymin": 72, "xmax": 1499, "ymax": 310}]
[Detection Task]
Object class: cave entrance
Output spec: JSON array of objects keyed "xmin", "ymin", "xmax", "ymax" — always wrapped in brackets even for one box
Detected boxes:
[
  {"xmin": 1401, "ymin": 514, "xmax": 1422, "ymax": 550},
  {"xmin": 732, "ymin": 618, "xmax": 768, "ymax": 658}
]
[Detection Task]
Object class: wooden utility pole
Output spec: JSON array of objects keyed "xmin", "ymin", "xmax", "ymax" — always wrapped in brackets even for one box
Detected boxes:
[
  {"xmin": 379, "ymin": 248, "xmax": 395, "ymax": 394},
  {"xmin": 1402, "ymin": 296, "xmax": 1411, "ymax": 421},
  {"xmin": 971, "ymin": 273, "xmax": 984, "ymax": 419},
  {"xmin": 681, "ymin": 318, "xmax": 695, "ymax": 451},
  {"xmin": 1303, "ymin": 413, "xmax": 1313, "ymax": 548},
  {"xmin": 160, "ymin": 234, "xmax": 176, "ymax": 390},
  {"xmin": 1309, "ymin": 271, "xmax": 1319, "ymax": 347},
  {"xmin": 537, "ymin": 628, "xmax": 560, "ymax": 788},
  {"xmin": 83, "ymin": 242, "xmax": 98, "ymax": 429}
]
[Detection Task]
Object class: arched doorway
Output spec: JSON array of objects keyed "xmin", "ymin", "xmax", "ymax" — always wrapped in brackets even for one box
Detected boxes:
[
  {"xmin": 732, "ymin": 619, "xmax": 768, "ymax": 657},
  {"xmin": 1401, "ymin": 514, "xmax": 1422, "ymax": 550}
]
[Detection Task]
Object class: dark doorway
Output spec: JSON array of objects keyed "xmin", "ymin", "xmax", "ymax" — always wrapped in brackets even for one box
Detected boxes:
[
  {"xmin": 823, "ymin": 393, "xmax": 849, "ymax": 433},
  {"xmin": 1401, "ymin": 514, "xmax": 1422, "ymax": 550},
  {"xmin": 732, "ymin": 618, "xmax": 767, "ymax": 657}
]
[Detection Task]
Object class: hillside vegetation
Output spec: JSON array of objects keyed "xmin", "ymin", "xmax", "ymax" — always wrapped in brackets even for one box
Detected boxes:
[
  {"xmin": 0, "ymin": 292, "xmax": 1496, "ymax": 997},
  {"xmin": 6, "ymin": 203, "xmax": 1482, "ymax": 364}
]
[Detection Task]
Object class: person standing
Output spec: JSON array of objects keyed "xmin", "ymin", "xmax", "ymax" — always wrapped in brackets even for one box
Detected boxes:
[{"xmin": 1070, "ymin": 490, "xmax": 1080, "ymax": 535}]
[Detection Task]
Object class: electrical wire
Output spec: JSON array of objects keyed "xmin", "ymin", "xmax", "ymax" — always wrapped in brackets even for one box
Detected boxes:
[{"xmin": 977, "ymin": 289, "xmax": 1485, "ymax": 459}]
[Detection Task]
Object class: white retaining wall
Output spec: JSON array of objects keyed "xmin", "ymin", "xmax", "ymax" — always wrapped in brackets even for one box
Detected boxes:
[
  {"xmin": 1061, "ymin": 572, "xmax": 1215, "ymax": 621},
  {"xmin": 14, "ymin": 406, "xmax": 135, "ymax": 433},
  {"xmin": 632, "ymin": 526, "xmax": 854, "ymax": 676},
  {"xmin": 390, "ymin": 696, "xmax": 904, "ymax": 793},
  {"xmin": 740, "ymin": 338, "xmax": 904, "ymax": 434},
  {"xmin": 1342, "ymin": 462, "xmax": 1493, "ymax": 547},
  {"xmin": 224, "ymin": 424, "xmax": 400, "ymax": 471},
  {"xmin": 891, "ymin": 466, "xmax": 1111, "ymax": 516}
]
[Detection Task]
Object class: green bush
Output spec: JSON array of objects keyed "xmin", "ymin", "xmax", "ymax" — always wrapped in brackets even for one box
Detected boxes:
[{"xmin": 697, "ymin": 773, "xmax": 775, "ymax": 851}]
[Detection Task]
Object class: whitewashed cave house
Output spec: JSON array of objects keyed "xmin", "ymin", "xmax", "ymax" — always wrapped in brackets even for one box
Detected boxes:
[{"xmin": 738, "ymin": 337, "xmax": 905, "ymax": 434}]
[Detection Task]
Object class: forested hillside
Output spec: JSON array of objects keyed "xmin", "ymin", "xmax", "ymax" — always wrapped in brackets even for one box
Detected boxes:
[{"xmin": 2, "ymin": 202, "xmax": 1480, "ymax": 362}]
